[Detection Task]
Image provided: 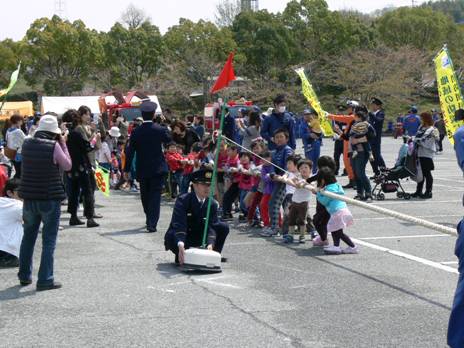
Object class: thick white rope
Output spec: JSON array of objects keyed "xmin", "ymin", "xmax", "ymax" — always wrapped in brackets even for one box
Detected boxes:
[{"xmin": 221, "ymin": 134, "xmax": 458, "ymax": 236}]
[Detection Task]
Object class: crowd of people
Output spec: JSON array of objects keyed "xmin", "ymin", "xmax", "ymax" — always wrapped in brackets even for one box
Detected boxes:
[{"xmin": 0, "ymin": 94, "xmax": 449, "ymax": 284}]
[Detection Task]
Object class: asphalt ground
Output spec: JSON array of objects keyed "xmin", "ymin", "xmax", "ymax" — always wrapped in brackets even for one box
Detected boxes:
[{"xmin": 0, "ymin": 137, "xmax": 461, "ymax": 348}]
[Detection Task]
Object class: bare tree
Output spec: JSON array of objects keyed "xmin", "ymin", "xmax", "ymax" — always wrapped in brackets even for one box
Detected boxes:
[
  {"xmin": 215, "ymin": 0, "xmax": 241, "ymax": 27},
  {"xmin": 120, "ymin": 4, "xmax": 151, "ymax": 29}
]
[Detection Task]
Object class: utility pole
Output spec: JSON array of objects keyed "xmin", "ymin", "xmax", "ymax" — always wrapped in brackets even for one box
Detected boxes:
[
  {"xmin": 411, "ymin": 0, "xmax": 416, "ymax": 7},
  {"xmin": 240, "ymin": 0, "xmax": 259, "ymax": 12},
  {"xmin": 54, "ymin": 0, "xmax": 66, "ymax": 18}
]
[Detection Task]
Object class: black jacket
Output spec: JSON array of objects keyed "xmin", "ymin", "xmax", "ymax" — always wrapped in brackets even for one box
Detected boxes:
[{"xmin": 19, "ymin": 135, "xmax": 65, "ymax": 201}]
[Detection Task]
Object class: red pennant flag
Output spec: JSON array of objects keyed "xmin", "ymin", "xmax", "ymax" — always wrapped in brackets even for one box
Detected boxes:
[{"xmin": 210, "ymin": 52, "xmax": 236, "ymax": 94}]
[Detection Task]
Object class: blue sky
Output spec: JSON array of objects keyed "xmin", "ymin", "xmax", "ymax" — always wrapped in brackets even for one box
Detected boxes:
[{"xmin": 0, "ymin": 0, "xmax": 425, "ymax": 40}]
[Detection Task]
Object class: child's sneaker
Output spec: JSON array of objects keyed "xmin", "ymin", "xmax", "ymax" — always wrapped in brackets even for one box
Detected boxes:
[
  {"xmin": 309, "ymin": 230, "xmax": 318, "ymax": 240},
  {"xmin": 312, "ymin": 236, "xmax": 329, "ymax": 247},
  {"xmin": 283, "ymin": 234, "xmax": 294, "ymax": 243},
  {"xmin": 342, "ymin": 246, "xmax": 359, "ymax": 254},
  {"xmin": 260, "ymin": 228, "xmax": 277, "ymax": 237},
  {"xmin": 299, "ymin": 235, "xmax": 306, "ymax": 244},
  {"xmin": 324, "ymin": 245, "xmax": 342, "ymax": 255}
]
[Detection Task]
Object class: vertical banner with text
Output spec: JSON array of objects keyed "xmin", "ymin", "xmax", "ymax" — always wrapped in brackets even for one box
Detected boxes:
[
  {"xmin": 295, "ymin": 68, "xmax": 334, "ymax": 137},
  {"xmin": 434, "ymin": 47, "xmax": 464, "ymax": 144}
]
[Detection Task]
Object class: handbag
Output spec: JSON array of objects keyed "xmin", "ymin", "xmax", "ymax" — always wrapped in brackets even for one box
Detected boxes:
[{"xmin": 4, "ymin": 147, "xmax": 17, "ymax": 161}]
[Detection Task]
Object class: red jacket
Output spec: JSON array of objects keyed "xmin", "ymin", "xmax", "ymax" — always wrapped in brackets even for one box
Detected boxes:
[
  {"xmin": 183, "ymin": 152, "xmax": 199, "ymax": 175},
  {"xmin": 238, "ymin": 163, "xmax": 254, "ymax": 190},
  {"xmin": 226, "ymin": 155, "xmax": 240, "ymax": 182},
  {"xmin": 165, "ymin": 151, "xmax": 184, "ymax": 172}
]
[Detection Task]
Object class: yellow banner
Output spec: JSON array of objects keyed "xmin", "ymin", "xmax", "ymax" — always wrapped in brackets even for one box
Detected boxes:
[
  {"xmin": 434, "ymin": 47, "xmax": 464, "ymax": 144},
  {"xmin": 295, "ymin": 68, "xmax": 334, "ymax": 137},
  {"xmin": 95, "ymin": 165, "xmax": 110, "ymax": 197}
]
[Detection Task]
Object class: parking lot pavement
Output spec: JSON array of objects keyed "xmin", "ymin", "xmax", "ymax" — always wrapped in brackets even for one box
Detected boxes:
[{"xmin": 0, "ymin": 137, "xmax": 460, "ymax": 347}]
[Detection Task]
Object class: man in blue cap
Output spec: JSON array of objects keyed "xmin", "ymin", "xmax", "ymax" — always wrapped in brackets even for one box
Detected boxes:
[
  {"xmin": 164, "ymin": 169, "xmax": 229, "ymax": 264},
  {"xmin": 369, "ymin": 97, "xmax": 386, "ymax": 177},
  {"xmin": 403, "ymin": 106, "xmax": 421, "ymax": 136},
  {"xmin": 124, "ymin": 100, "xmax": 171, "ymax": 233},
  {"xmin": 448, "ymin": 108, "xmax": 464, "ymax": 348}
]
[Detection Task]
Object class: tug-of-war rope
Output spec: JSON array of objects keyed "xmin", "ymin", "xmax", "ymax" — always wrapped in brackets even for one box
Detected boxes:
[{"xmin": 220, "ymin": 134, "xmax": 458, "ymax": 237}]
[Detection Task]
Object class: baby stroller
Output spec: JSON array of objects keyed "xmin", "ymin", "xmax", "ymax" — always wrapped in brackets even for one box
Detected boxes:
[{"xmin": 371, "ymin": 153, "xmax": 417, "ymax": 201}]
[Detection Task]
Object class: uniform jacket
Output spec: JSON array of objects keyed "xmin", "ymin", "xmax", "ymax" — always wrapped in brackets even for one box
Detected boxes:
[
  {"xmin": 369, "ymin": 109, "xmax": 385, "ymax": 143},
  {"xmin": 164, "ymin": 192, "xmax": 219, "ymax": 249},
  {"xmin": 125, "ymin": 122, "xmax": 171, "ymax": 180}
]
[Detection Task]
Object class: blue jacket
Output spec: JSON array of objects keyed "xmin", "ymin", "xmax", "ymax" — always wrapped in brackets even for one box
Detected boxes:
[
  {"xmin": 124, "ymin": 122, "xmax": 171, "ymax": 180},
  {"xmin": 369, "ymin": 109, "xmax": 385, "ymax": 143},
  {"xmin": 260, "ymin": 112, "xmax": 296, "ymax": 150},
  {"xmin": 316, "ymin": 183, "xmax": 347, "ymax": 215},
  {"xmin": 164, "ymin": 192, "xmax": 219, "ymax": 248},
  {"xmin": 403, "ymin": 114, "xmax": 421, "ymax": 136},
  {"xmin": 454, "ymin": 126, "xmax": 464, "ymax": 173},
  {"xmin": 271, "ymin": 144, "xmax": 293, "ymax": 175},
  {"xmin": 448, "ymin": 220, "xmax": 464, "ymax": 348},
  {"xmin": 448, "ymin": 126, "xmax": 464, "ymax": 348}
]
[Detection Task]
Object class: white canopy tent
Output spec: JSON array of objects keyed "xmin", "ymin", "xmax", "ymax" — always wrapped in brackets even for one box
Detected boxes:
[{"xmin": 41, "ymin": 95, "xmax": 162, "ymax": 115}]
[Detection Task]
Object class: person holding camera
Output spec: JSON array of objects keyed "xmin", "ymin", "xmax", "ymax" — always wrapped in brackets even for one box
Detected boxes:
[{"xmin": 64, "ymin": 109, "xmax": 101, "ymax": 228}]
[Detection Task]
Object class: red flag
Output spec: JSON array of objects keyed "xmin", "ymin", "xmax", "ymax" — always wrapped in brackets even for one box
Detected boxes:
[{"xmin": 210, "ymin": 52, "xmax": 236, "ymax": 94}]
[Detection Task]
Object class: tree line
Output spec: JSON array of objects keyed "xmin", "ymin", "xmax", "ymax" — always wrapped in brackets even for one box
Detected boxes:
[{"xmin": 1, "ymin": 0, "xmax": 463, "ymax": 118}]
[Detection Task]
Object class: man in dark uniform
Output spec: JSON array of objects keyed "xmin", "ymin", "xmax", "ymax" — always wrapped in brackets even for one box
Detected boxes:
[
  {"xmin": 124, "ymin": 100, "xmax": 171, "ymax": 233},
  {"xmin": 164, "ymin": 169, "xmax": 229, "ymax": 265},
  {"xmin": 369, "ymin": 97, "xmax": 386, "ymax": 177},
  {"xmin": 448, "ymin": 108, "xmax": 464, "ymax": 348}
]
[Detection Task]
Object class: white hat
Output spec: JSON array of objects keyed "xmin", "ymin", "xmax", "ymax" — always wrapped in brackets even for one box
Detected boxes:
[
  {"xmin": 109, "ymin": 126, "xmax": 121, "ymax": 138},
  {"xmin": 36, "ymin": 115, "xmax": 61, "ymax": 134}
]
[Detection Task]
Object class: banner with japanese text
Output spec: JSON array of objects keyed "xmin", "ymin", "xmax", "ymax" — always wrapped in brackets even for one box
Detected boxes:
[
  {"xmin": 95, "ymin": 165, "xmax": 110, "ymax": 197},
  {"xmin": 434, "ymin": 47, "xmax": 464, "ymax": 144},
  {"xmin": 295, "ymin": 68, "xmax": 334, "ymax": 137}
]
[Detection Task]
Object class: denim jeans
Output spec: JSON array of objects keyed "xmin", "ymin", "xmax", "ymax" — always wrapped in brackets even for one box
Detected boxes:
[
  {"xmin": 18, "ymin": 200, "xmax": 61, "ymax": 286},
  {"xmin": 239, "ymin": 189, "xmax": 249, "ymax": 215},
  {"xmin": 352, "ymin": 151, "xmax": 372, "ymax": 197},
  {"xmin": 305, "ymin": 139, "xmax": 321, "ymax": 174},
  {"xmin": 180, "ymin": 174, "xmax": 191, "ymax": 194},
  {"xmin": 170, "ymin": 171, "xmax": 183, "ymax": 197},
  {"xmin": 448, "ymin": 219, "xmax": 464, "ymax": 348}
]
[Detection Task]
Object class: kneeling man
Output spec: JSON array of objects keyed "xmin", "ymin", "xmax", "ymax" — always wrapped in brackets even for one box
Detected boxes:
[{"xmin": 164, "ymin": 169, "xmax": 229, "ymax": 264}]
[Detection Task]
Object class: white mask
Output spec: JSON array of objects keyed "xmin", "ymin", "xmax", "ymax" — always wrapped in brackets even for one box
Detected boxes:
[{"xmin": 278, "ymin": 106, "xmax": 286, "ymax": 113}]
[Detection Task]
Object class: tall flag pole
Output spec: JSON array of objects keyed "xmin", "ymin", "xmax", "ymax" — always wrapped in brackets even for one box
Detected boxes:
[{"xmin": 202, "ymin": 52, "xmax": 236, "ymax": 248}]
